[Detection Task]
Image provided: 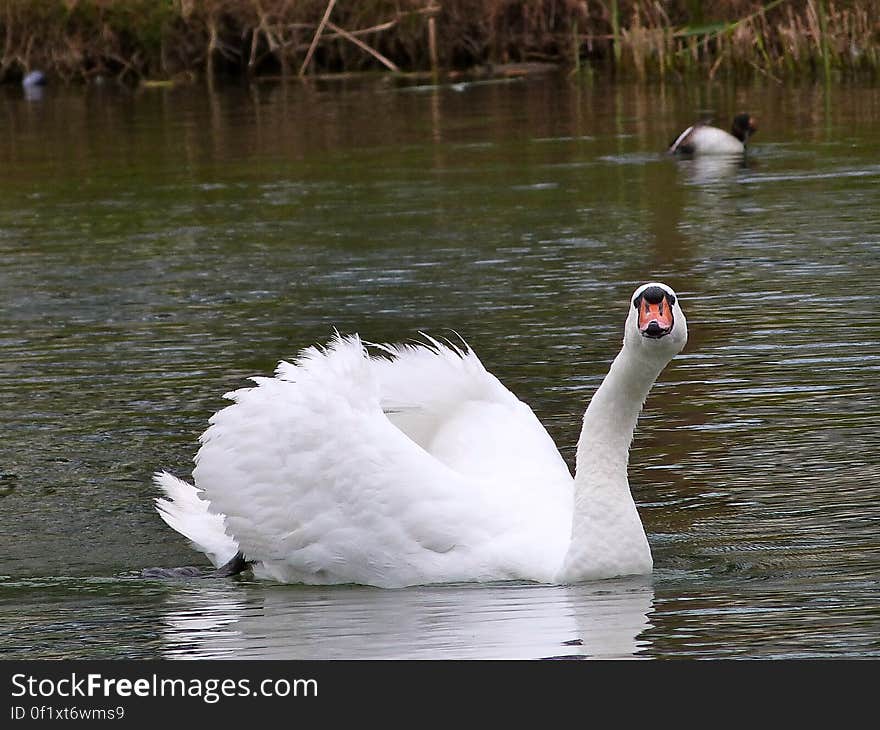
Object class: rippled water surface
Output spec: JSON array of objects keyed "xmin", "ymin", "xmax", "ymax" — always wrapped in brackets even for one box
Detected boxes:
[{"xmin": 1, "ymin": 76, "xmax": 878, "ymax": 659}]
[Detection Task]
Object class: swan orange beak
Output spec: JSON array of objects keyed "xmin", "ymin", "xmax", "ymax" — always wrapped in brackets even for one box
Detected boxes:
[{"xmin": 638, "ymin": 296, "xmax": 674, "ymax": 339}]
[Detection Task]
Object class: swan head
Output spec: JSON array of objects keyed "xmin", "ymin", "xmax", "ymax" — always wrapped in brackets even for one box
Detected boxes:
[{"xmin": 623, "ymin": 282, "xmax": 687, "ymax": 360}]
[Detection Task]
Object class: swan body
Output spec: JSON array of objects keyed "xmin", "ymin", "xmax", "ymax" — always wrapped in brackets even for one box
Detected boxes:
[
  {"xmin": 154, "ymin": 282, "xmax": 687, "ymax": 588},
  {"xmin": 669, "ymin": 113, "xmax": 757, "ymax": 155}
]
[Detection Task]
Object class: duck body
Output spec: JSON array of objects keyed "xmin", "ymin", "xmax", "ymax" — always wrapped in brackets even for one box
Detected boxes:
[
  {"xmin": 154, "ymin": 283, "xmax": 687, "ymax": 588},
  {"xmin": 668, "ymin": 113, "xmax": 757, "ymax": 155}
]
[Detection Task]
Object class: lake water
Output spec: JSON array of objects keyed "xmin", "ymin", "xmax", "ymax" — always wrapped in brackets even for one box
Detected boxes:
[{"xmin": 1, "ymin": 74, "xmax": 878, "ymax": 659}]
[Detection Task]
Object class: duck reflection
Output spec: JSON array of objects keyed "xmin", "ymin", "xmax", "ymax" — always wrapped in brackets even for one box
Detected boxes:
[
  {"xmin": 159, "ymin": 579, "xmax": 655, "ymax": 660},
  {"xmin": 675, "ymin": 153, "xmax": 755, "ymax": 187}
]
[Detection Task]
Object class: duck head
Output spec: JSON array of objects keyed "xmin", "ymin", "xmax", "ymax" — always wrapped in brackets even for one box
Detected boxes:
[{"xmin": 731, "ymin": 114, "xmax": 758, "ymax": 143}]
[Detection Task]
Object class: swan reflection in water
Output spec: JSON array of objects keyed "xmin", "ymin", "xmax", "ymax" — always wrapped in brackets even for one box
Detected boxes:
[{"xmin": 159, "ymin": 579, "xmax": 655, "ymax": 660}]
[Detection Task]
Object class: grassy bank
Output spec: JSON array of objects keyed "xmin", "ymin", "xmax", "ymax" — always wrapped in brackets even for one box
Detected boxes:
[{"xmin": 1, "ymin": 0, "xmax": 878, "ymax": 84}]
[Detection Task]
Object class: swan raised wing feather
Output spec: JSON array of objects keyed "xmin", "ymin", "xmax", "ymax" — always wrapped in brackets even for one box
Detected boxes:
[
  {"xmin": 370, "ymin": 335, "xmax": 572, "ymax": 483},
  {"xmin": 193, "ymin": 334, "xmax": 572, "ymax": 587}
]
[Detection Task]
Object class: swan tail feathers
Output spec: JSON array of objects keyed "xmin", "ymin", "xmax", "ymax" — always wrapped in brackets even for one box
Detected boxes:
[{"xmin": 153, "ymin": 471, "xmax": 239, "ymax": 568}]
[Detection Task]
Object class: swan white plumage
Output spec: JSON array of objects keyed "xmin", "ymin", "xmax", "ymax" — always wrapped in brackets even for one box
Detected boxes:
[{"xmin": 153, "ymin": 282, "xmax": 687, "ymax": 588}]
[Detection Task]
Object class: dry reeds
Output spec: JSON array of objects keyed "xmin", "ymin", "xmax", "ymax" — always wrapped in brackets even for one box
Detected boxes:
[{"xmin": 0, "ymin": 0, "xmax": 878, "ymax": 84}]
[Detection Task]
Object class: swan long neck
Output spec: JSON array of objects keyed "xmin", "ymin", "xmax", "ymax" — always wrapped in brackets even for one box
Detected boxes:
[
  {"xmin": 575, "ymin": 348, "xmax": 662, "ymax": 482},
  {"xmin": 556, "ymin": 345, "xmax": 664, "ymax": 582}
]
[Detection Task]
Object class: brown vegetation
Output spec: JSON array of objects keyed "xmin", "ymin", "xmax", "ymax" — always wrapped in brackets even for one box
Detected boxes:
[{"xmin": 0, "ymin": 0, "xmax": 878, "ymax": 84}]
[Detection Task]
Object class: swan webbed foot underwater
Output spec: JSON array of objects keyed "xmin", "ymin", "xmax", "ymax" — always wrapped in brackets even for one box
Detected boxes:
[
  {"xmin": 141, "ymin": 551, "xmax": 252, "ymax": 580},
  {"xmin": 210, "ymin": 551, "xmax": 252, "ymax": 577}
]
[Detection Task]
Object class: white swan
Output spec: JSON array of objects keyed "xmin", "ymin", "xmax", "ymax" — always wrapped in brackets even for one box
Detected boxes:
[{"xmin": 153, "ymin": 282, "xmax": 687, "ymax": 588}]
